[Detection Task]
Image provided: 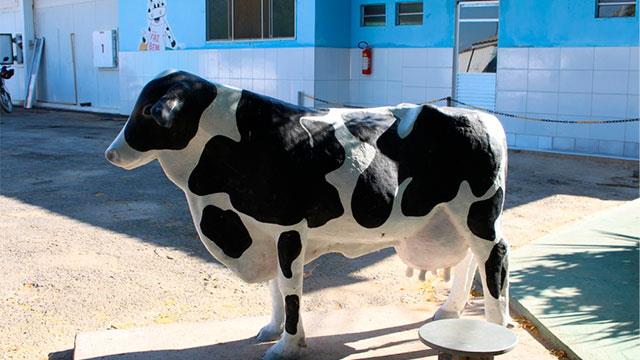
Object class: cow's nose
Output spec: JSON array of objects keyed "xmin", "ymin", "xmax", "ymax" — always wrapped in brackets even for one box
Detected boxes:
[{"xmin": 105, "ymin": 149, "xmax": 119, "ymax": 163}]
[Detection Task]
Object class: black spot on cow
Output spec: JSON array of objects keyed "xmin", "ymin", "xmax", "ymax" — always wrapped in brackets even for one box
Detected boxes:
[
  {"xmin": 199, "ymin": 205, "xmax": 252, "ymax": 259},
  {"xmin": 467, "ymin": 188, "xmax": 504, "ymax": 241},
  {"xmin": 285, "ymin": 295, "xmax": 300, "ymax": 335},
  {"xmin": 346, "ymin": 105, "xmax": 504, "ymax": 228},
  {"xmin": 344, "ymin": 112, "xmax": 398, "ymax": 228},
  {"xmin": 124, "ymin": 71, "xmax": 217, "ymax": 152},
  {"xmin": 278, "ymin": 231, "xmax": 302, "ymax": 279},
  {"xmin": 188, "ymin": 90, "xmax": 345, "ymax": 228},
  {"xmin": 485, "ymin": 239, "xmax": 508, "ymax": 299},
  {"xmin": 171, "ymin": 40, "xmax": 176, "ymax": 47}
]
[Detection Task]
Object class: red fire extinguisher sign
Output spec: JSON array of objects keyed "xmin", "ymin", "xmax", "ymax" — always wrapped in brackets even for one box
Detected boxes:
[{"xmin": 358, "ymin": 41, "xmax": 372, "ymax": 75}]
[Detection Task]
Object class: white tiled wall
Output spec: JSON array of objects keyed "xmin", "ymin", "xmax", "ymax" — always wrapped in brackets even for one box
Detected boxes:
[
  {"xmin": 496, "ymin": 46, "xmax": 639, "ymax": 159},
  {"xmin": 346, "ymin": 47, "xmax": 454, "ymax": 107},
  {"xmin": 118, "ymin": 47, "xmax": 316, "ymax": 114}
]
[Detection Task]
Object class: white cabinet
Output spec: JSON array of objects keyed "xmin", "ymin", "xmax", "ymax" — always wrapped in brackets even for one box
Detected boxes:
[{"xmin": 92, "ymin": 29, "xmax": 117, "ymax": 68}]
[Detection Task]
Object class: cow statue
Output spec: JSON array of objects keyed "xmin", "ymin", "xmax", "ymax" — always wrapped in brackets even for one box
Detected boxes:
[{"xmin": 105, "ymin": 71, "xmax": 510, "ymax": 360}]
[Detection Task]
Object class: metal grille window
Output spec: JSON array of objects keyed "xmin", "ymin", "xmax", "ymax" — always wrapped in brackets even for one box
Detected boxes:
[
  {"xmin": 206, "ymin": 0, "xmax": 295, "ymax": 41},
  {"xmin": 361, "ymin": 4, "xmax": 386, "ymax": 26},
  {"xmin": 396, "ymin": 2, "xmax": 423, "ymax": 25},
  {"xmin": 596, "ymin": 0, "xmax": 636, "ymax": 17}
]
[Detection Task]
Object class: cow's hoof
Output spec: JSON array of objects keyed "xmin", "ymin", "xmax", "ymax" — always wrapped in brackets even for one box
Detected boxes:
[
  {"xmin": 257, "ymin": 323, "xmax": 283, "ymax": 343},
  {"xmin": 262, "ymin": 339, "xmax": 303, "ymax": 360},
  {"xmin": 433, "ymin": 307, "xmax": 460, "ymax": 321}
]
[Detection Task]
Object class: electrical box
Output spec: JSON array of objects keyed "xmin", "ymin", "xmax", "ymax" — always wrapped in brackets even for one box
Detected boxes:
[{"xmin": 92, "ymin": 29, "xmax": 117, "ymax": 68}]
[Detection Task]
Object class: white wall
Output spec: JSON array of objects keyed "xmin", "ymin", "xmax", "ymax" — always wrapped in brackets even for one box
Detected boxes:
[
  {"xmin": 34, "ymin": 0, "xmax": 119, "ymax": 112},
  {"xmin": 0, "ymin": 0, "xmax": 26, "ymax": 102},
  {"xmin": 496, "ymin": 46, "xmax": 639, "ymax": 159},
  {"xmin": 118, "ymin": 48, "xmax": 316, "ymax": 115}
]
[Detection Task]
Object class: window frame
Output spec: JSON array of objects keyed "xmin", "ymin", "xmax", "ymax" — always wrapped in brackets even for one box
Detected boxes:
[
  {"xmin": 206, "ymin": 0, "xmax": 296, "ymax": 42},
  {"xmin": 395, "ymin": 1, "xmax": 424, "ymax": 26},
  {"xmin": 361, "ymin": 3, "xmax": 387, "ymax": 27},
  {"xmin": 595, "ymin": 0, "xmax": 637, "ymax": 18}
]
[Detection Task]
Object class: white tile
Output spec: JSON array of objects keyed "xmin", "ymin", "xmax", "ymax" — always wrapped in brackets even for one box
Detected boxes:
[
  {"xmin": 593, "ymin": 71, "xmax": 629, "ymax": 94},
  {"xmin": 594, "ymin": 47, "xmax": 630, "ymax": 71},
  {"xmin": 552, "ymin": 137, "xmax": 576, "ymax": 151},
  {"xmin": 426, "ymin": 87, "xmax": 453, "ymax": 103},
  {"xmin": 302, "ymin": 47, "xmax": 314, "ymax": 81},
  {"xmin": 526, "ymin": 92, "xmax": 559, "ymax": 114},
  {"xmin": 630, "ymin": 47, "xmax": 639, "ymax": 71},
  {"xmin": 558, "ymin": 70, "xmax": 593, "ymax": 93},
  {"xmin": 402, "ymin": 48, "xmax": 428, "ymax": 68},
  {"xmin": 263, "ymin": 80, "xmax": 277, "ymax": 97},
  {"xmin": 240, "ymin": 49, "xmax": 253, "ymax": 79},
  {"xmin": 425, "ymin": 68, "xmax": 453, "ymax": 88},
  {"xmin": 598, "ymin": 140, "xmax": 624, "ymax": 156},
  {"xmin": 402, "ymin": 86, "xmax": 427, "ymax": 103},
  {"xmin": 558, "ymin": 93, "xmax": 591, "ymax": 116},
  {"xmin": 253, "ymin": 49, "xmax": 266, "ymax": 80},
  {"xmin": 402, "ymin": 67, "xmax": 429, "ymax": 87},
  {"xmin": 498, "ymin": 48, "xmax": 528, "ymax": 69},
  {"xmin": 624, "ymin": 142, "xmax": 639, "ymax": 158},
  {"xmin": 627, "ymin": 95, "xmax": 639, "ymax": 118},
  {"xmin": 591, "ymin": 94, "xmax": 627, "ymax": 118},
  {"xmin": 528, "ymin": 48, "xmax": 560, "ymax": 70},
  {"xmin": 527, "ymin": 70, "xmax": 560, "ymax": 92},
  {"xmin": 252, "ymin": 79, "xmax": 266, "ymax": 94},
  {"xmin": 560, "ymin": 47, "xmax": 595, "ymax": 70},
  {"xmin": 557, "ymin": 115, "xmax": 591, "ymax": 138},
  {"xmin": 241, "ymin": 78, "xmax": 253, "ymax": 90},
  {"xmin": 525, "ymin": 116, "xmax": 557, "ymax": 136},
  {"xmin": 500, "ymin": 116, "xmax": 527, "ymax": 133},
  {"xmin": 426, "ymin": 48, "xmax": 454, "ymax": 68},
  {"xmin": 337, "ymin": 80, "xmax": 350, "ymax": 104},
  {"xmin": 497, "ymin": 70, "xmax": 527, "ymax": 91},
  {"xmin": 276, "ymin": 80, "xmax": 293, "ymax": 102},
  {"xmin": 289, "ymin": 49, "xmax": 305, "ymax": 80},
  {"xmin": 496, "ymin": 91, "xmax": 527, "ymax": 112},
  {"xmin": 575, "ymin": 138, "xmax": 598, "ymax": 153},
  {"xmin": 506, "ymin": 133, "xmax": 516, "ymax": 146},
  {"xmin": 387, "ymin": 49, "xmax": 403, "ymax": 81},
  {"xmin": 349, "ymin": 49, "xmax": 364, "ymax": 80},
  {"xmin": 515, "ymin": 134, "xmax": 538, "ymax": 149},
  {"xmin": 387, "ymin": 81, "xmax": 402, "ymax": 105},
  {"xmin": 625, "ymin": 123, "xmax": 639, "ymax": 142},
  {"xmin": 628, "ymin": 71, "xmax": 639, "ymax": 95},
  {"xmin": 349, "ymin": 80, "xmax": 360, "ymax": 104},
  {"xmin": 538, "ymin": 136, "xmax": 553, "ymax": 149},
  {"xmin": 206, "ymin": 51, "xmax": 219, "ymax": 79},
  {"xmin": 588, "ymin": 120, "xmax": 626, "ymax": 141},
  {"xmin": 264, "ymin": 49, "xmax": 277, "ymax": 80}
]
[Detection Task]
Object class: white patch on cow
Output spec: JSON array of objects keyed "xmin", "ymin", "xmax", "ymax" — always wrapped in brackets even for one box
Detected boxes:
[
  {"xmin": 390, "ymin": 103, "xmax": 423, "ymax": 139},
  {"xmin": 105, "ymin": 122, "xmax": 156, "ymax": 170}
]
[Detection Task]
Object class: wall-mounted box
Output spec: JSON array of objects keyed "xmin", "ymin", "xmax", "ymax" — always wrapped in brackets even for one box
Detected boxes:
[{"xmin": 93, "ymin": 29, "xmax": 118, "ymax": 68}]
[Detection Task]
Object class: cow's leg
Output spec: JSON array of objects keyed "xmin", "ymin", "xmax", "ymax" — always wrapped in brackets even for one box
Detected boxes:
[
  {"xmin": 263, "ymin": 230, "xmax": 306, "ymax": 360},
  {"xmin": 257, "ymin": 279, "xmax": 285, "ymax": 342},
  {"xmin": 469, "ymin": 237, "xmax": 510, "ymax": 326},
  {"xmin": 433, "ymin": 249, "xmax": 477, "ymax": 320}
]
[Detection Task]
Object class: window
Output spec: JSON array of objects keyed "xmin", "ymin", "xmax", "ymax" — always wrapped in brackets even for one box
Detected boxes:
[
  {"xmin": 361, "ymin": 4, "xmax": 386, "ymax": 26},
  {"xmin": 396, "ymin": 2, "xmax": 423, "ymax": 25},
  {"xmin": 596, "ymin": 0, "xmax": 636, "ymax": 17},
  {"xmin": 206, "ymin": 0, "xmax": 295, "ymax": 41}
]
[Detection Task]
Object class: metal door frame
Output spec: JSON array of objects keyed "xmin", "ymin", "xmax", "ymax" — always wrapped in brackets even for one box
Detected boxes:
[{"xmin": 451, "ymin": 0, "xmax": 500, "ymax": 102}]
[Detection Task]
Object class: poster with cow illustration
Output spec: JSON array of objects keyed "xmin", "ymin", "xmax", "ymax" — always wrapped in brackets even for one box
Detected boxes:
[{"xmin": 140, "ymin": 0, "xmax": 179, "ymax": 51}]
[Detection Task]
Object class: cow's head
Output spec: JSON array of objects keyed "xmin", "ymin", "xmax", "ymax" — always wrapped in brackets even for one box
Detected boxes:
[
  {"xmin": 105, "ymin": 70, "xmax": 217, "ymax": 170},
  {"xmin": 148, "ymin": 0, "xmax": 167, "ymax": 23}
]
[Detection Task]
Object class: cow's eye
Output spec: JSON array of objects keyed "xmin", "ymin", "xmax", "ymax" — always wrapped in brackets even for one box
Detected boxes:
[{"xmin": 142, "ymin": 105, "xmax": 152, "ymax": 117}]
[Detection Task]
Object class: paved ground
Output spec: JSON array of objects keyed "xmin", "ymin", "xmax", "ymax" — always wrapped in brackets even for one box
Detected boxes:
[
  {"xmin": 0, "ymin": 108, "xmax": 638, "ymax": 359},
  {"xmin": 74, "ymin": 305, "xmax": 549, "ymax": 360},
  {"xmin": 510, "ymin": 199, "xmax": 640, "ymax": 360}
]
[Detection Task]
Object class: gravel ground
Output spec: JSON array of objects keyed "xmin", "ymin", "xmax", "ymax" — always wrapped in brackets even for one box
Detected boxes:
[{"xmin": 0, "ymin": 108, "xmax": 637, "ymax": 359}]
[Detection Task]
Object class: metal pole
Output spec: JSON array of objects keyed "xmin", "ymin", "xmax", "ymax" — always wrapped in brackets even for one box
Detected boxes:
[
  {"xmin": 446, "ymin": 96, "xmax": 452, "ymax": 107},
  {"xmin": 297, "ymin": 91, "xmax": 304, "ymax": 107}
]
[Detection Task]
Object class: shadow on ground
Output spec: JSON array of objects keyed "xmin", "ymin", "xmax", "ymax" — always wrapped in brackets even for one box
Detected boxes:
[
  {"xmin": 511, "ymin": 233, "xmax": 639, "ymax": 350},
  {"xmin": 2, "ymin": 109, "xmax": 638, "ymax": 294}
]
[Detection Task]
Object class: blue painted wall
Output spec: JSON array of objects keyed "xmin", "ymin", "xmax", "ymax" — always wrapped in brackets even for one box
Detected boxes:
[
  {"xmin": 499, "ymin": 0, "xmax": 639, "ymax": 47},
  {"xmin": 350, "ymin": 0, "xmax": 455, "ymax": 48},
  {"xmin": 119, "ymin": 0, "xmax": 315, "ymax": 51},
  {"xmin": 315, "ymin": 0, "xmax": 351, "ymax": 48}
]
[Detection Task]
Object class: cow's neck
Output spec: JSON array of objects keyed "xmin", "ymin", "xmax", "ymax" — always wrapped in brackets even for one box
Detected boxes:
[{"xmin": 157, "ymin": 84, "xmax": 243, "ymax": 189}]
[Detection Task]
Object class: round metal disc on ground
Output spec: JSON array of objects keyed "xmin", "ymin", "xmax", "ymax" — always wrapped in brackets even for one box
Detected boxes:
[{"xmin": 419, "ymin": 319, "xmax": 518, "ymax": 358}]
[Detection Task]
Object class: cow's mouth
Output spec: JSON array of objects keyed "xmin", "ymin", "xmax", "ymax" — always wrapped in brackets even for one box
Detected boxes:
[{"xmin": 153, "ymin": 17, "xmax": 161, "ymax": 23}]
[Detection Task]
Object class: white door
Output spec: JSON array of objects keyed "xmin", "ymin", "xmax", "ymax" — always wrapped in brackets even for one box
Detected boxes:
[{"xmin": 454, "ymin": 1, "xmax": 499, "ymax": 110}]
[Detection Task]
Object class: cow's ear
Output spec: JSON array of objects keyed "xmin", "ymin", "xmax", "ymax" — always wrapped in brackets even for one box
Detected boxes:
[{"xmin": 150, "ymin": 81, "xmax": 188, "ymax": 128}]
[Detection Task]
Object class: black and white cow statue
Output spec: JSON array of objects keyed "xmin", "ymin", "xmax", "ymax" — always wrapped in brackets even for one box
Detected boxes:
[{"xmin": 105, "ymin": 71, "xmax": 510, "ymax": 360}]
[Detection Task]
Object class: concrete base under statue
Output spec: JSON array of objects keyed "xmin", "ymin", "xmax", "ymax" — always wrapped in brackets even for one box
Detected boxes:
[{"xmin": 74, "ymin": 304, "xmax": 551, "ymax": 359}]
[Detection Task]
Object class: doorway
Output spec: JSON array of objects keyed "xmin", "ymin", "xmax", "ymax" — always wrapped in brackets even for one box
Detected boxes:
[{"xmin": 453, "ymin": 1, "xmax": 499, "ymax": 110}]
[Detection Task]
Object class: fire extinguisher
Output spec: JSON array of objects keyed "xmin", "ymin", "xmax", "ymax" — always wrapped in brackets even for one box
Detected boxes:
[{"xmin": 358, "ymin": 41, "xmax": 372, "ymax": 75}]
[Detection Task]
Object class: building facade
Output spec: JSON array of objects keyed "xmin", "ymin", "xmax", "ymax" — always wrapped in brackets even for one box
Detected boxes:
[{"xmin": 1, "ymin": 0, "xmax": 638, "ymax": 158}]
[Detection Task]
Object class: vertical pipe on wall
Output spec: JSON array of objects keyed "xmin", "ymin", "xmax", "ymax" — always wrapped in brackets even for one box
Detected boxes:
[{"xmin": 451, "ymin": 1, "xmax": 460, "ymax": 104}]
